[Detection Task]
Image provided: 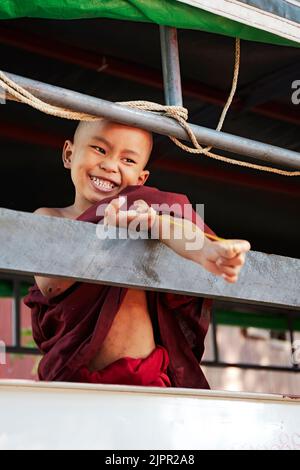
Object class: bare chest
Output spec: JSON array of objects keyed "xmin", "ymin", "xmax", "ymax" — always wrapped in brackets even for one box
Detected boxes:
[{"xmin": 88, "ymin": 288, "xmax": 156, "ymax": 371}]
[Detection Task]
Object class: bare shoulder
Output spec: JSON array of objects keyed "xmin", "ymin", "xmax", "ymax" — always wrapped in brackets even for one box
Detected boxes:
[{"xmin": 34, "ymin": 207, "xmax": 64, "ymax": 218}]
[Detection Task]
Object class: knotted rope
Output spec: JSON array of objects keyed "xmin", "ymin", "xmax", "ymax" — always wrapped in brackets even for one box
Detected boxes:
[{"xmin": 0, "ymin": 39, "xmax": 299, "ymax": 176}]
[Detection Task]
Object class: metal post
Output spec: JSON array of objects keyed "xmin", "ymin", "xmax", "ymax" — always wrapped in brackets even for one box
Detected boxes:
[
  {"xmin": 2, "ymin": 71, "xmax": 300, "ymax": 169},
  {"xmin": 159, "ymin": 26, "xmax": 183, "ymax": 106},
  {"xmin": 12, "ymin": 279, "xmax": 21, "ymax": 347},
  {"xmin": 287, "ymin": 313, "xmax": 299, "ymax": 369},
  {"xmin": 211, "ymin": 308, "xmax": 220, "ymax": 363}
]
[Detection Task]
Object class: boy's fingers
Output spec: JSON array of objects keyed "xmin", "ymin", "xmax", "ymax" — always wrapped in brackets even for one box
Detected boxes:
[
  {"xmin": 222, "ymin": 274, "xmax": 238, "ymax": 283},
  {"xmin": 126, "ymin": 209, "xmax": 156, "ymax": 230},
  {"xmin": 110, "ymin": 196, "xmax": 126, "ymax": 209},
  {"xmin": 133, "ymin": 200, "xmax": 150, "ymax": 214},
  {"xmin": 118, "ymin": 210, "xmax": 152, "ymax": 227},
  {"xmin": 105, "ymin": 202, "xmax": 156, "ymax": 229},
  {"xmin": 124, "ymin": 210, "xmax": 138, "ymax": 217},
  {"xmin": 118, "ymin": 210, "xmax": 137, "ymax": 226},
  {"xmin": 220, "ymin": 240, "xmax": 251, "ymax": 258},
  {"xmin": 135, "ymin": 209, "xmax": 156, "ymax": 224},
  {"xmin": 105, "ymin": 201, "xmax": 119, "ymax": 218},
  {"xmin": 104, "ymin": 199, "xmax": 124, "ymax": 225},
  {"xmin": 104, "ymin": 197, "xmax": 127, "ymax": 224},
  {"xmin": 217, "ymin": 253, "xmax": 245, "ymax": 267},
  {"xmin": 217, "ymin": 264, "xmax": 240, "ymax": 276},
  {"xmin": 133, "ymin": 199, "xmax": 148, "ymax": 207}
]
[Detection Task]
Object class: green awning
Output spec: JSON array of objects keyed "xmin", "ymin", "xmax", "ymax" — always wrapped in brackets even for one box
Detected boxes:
[{"xmin": 0, "ymin": 0, "xmax": 299, "ymax": 47}]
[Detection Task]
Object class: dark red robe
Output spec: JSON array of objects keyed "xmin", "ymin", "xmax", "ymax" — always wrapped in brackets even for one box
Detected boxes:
[
  {"xmin": 74, "ymin": 345, "xmax": 172, "ymax": 387},
  {"xmin": 24, "ymin": 185, "xmax": 214, "ymax": 388}
]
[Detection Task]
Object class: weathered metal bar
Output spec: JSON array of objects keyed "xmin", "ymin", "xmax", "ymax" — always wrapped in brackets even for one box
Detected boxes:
[
  {"xmin": 159, "ymin": 26, "xmax": 183, "ymax": 106},
  {"xmin": 0, "ymin": 208, "xmax": 299, "ymax": 309},
  {"xmin": 3, "ymin": 71, "xmax": 300, "ymax": 169}
]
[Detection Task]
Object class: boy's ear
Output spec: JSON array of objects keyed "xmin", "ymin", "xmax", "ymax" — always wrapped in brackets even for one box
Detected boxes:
[
  {"xmin": 137, "ymin": 170, "xmax": 150, "ymax": 186},
  {"xmin": 62, "ymin": 140, "xmax": 74, "ymax": 169}
]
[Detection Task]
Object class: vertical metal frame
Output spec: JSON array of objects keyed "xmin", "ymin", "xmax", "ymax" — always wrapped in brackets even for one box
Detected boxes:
[{"xmin": 159, "ymin": 26, "xmax": 183, "ymax": 106}]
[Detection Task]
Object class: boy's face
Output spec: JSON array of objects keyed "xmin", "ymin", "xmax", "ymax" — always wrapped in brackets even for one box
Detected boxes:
[{"xmin": 62, "ymin": 120, "xmax": 152, "ymax": 205}]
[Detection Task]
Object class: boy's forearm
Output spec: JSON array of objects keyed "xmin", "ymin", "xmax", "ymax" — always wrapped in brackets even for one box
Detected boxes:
[{"xmin": 153, "ymin": 214, "xmax": 207, "ymax": 265}]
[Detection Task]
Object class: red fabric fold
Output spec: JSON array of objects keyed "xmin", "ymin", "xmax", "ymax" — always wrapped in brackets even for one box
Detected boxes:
[
  {"xmin": 24, "ymin": 185, "xmax": 213, "ymax": 389},
  {"xmin": 71, "ymin": 345, "xmax": 171, "ymax": 387}
]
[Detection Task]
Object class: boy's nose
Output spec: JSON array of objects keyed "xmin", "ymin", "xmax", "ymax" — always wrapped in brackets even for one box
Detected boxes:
[{"xmin": 99, "ymin": 158, "xmax": 118, "ymax": 173}]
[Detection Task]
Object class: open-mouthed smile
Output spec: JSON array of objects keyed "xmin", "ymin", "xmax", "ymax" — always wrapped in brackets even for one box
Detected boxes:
[{"xmin": 89, "ymin": 175, "xmax": 119, "ymax": 193}]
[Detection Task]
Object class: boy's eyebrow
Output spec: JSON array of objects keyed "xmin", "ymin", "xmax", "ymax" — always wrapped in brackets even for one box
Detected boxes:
[
  {"xmin": 91, "ymin": 136, "xmax": 112, "ymax": 148},
  {"xmin": 122, "ymin": 149, "xmax": 140, "ymax": 157}
]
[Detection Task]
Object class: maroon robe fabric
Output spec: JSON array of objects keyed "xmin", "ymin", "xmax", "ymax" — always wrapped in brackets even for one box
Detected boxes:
[
  {"xmin": 72, "ymin": 345, "xmax": 171, "ymax": 387},
  {"xmin": 23, "ymin": 185, "xmax": 214, "ymax": 388}
]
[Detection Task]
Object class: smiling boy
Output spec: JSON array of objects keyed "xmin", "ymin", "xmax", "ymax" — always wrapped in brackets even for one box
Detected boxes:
[
  {"xmin": 57, "ymin": 119, "xmax": 153, "ymax": 217},
  {"xmin": 24, "ymin": 118, "xmax": 250, "ymax": 388}
]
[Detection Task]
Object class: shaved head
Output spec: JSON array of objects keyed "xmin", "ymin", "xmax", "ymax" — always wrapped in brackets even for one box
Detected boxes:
[
  {"xmin": 63, "ymin": 117, "xmax": 153, "ymax": 207},
  {"xmin": 74, "ymin": 119, "xmax": 153, "ymax": 166}
]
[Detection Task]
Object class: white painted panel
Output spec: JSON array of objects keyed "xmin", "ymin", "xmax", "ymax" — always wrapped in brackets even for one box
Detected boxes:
[
  {"xmin": 0, "ymin": 381, "xmax": 299, "ymax": 450},
  {"xmin": 177, "ymin": 0, "xmax": 300, "ymax": 44}
]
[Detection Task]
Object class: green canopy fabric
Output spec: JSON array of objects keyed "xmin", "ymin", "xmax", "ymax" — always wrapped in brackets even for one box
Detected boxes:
[{"xmin": 0, "ymin": 0, "xmax": 299, "ymax": 47}]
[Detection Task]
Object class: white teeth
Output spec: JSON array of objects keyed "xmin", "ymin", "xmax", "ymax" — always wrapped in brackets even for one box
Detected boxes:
[{"xmin": 90, "ymin": 176, "xmax": 115, "ymax": 189}]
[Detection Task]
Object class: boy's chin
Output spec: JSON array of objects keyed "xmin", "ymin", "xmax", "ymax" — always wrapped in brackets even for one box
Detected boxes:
[
  {"xmin": 96, "ymin": 190, "xmax": 118, "ymax": 200},
  {"xmin": 88, "ymin": 190, "xmax": 118, "ymax": 203}
]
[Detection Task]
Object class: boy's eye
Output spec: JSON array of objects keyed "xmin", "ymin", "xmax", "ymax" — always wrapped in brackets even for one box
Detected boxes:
[
  {"xmin": 123, "ymin": 157, "xmax": 135, "ymax": 164},
  {"xmin": 92, "ymin": 146, "xmax": 106, "ymax": 155}
]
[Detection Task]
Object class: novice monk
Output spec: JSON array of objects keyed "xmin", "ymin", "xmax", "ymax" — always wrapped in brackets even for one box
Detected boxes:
[{"xmin": 24, "ymin": 119, "xmax": 250, "ymax": 388}]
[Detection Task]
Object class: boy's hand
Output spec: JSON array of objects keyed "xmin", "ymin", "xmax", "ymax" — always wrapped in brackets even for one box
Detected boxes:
[
  {"xmin": 199, "ymin": 238, "xmax": 251, "ymax": 283},
  {"xmin": 104, "ymin": 197, "xmax": 156, "ymax": 230}
]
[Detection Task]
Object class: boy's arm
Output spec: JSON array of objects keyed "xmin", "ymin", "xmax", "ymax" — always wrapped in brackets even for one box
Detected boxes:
[
  {"xmin": 33, "ymin": 207, "xmax": 77, "ymax": 298},
  {"xmin": 104, "ymin": 197, "xmax": 251, "ymax": 284},
  {"xmin": 154, "ymin": 214, "xmax": 250, "ymax": 283}
]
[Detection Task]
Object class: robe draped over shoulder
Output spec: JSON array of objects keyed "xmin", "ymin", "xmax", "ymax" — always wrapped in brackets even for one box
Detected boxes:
[{"xmin": 24, "ymin": 185, "xmax": 214, "ymax": 388}]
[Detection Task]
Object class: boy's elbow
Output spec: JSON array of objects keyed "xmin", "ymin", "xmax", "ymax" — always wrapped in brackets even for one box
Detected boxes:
[
  {"xmin": 35, "ymin": 275, "xmax": 75, "ymax": 299},
  {"xmin": 34, "ymin": 276, "xmax": 58, "ymax": 299}
]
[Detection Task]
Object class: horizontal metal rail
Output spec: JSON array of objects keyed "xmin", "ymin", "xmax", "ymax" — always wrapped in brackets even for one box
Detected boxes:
[
  {"xmin": 202, "ymin": 361, "xmax": 300, "ymax": 373},
  {"xmin": 6, "ymin": 346, "xmax": 40, "ymax": 356},
  {"xmin": 0, "ymin": 207, "xmax": 299, "ymax": 309},
  {"xmin": 2, "ymin": 71, "xmax": 300, "ymax": 169},
  {"xmin": 4, "ymin": 347, "xmax": 299, "ymax": 373}
]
